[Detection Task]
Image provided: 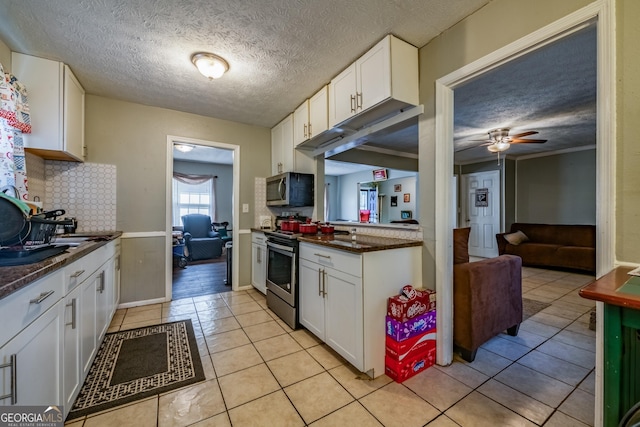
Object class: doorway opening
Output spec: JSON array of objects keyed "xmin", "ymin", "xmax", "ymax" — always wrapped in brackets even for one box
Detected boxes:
[
  {"xmin": 165, "ymin": 136, "xmax": 241, "ymax": 301},
  {"xmin": 433, "ymin": 2, "xmax": 615, "ymax": 370}
]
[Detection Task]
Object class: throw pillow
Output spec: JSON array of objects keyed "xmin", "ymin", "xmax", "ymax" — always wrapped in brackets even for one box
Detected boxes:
[
  {"xmin": 453, "ymin": 227, "xmax": 471, "ymax": 264},
  {"xmin": 504, "ymin": 230, "xmax": 529, "ymax": 245}
]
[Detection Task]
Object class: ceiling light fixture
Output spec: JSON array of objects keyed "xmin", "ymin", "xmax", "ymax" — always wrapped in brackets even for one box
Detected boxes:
[
  {"xmin": 174, "ymin": 143, "xmax": 195, "ymax": 153},
  {"xmin": 191, "ymin": 52, "xmax": 229, "ymax": 79}
]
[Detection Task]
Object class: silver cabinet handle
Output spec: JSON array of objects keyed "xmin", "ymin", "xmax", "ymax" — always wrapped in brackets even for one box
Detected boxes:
[
  {"xmin": 350, "ymin": 94, "xmax": 356, "ymax": 113},
  {"xmin": 29, "ymin": 290, "xmax": 54, "ymax": 304},
  {"xmin": 70, "ymin": 269, "xmax": 85, "ymax": 278},
  {"xmin": 356, "ymin": 92, "xmax": 363, "ymax": 110},
  {"xmin": 308, "ymin": 123, "xmax": 312, "ymax": 138},
  {"xmin": 314, "ymin": 253, "xmax": 331, "ymax": 259},
  {"xmin": 318, "ymin": 268, "xmax": 322, "ymax": 296},
  {"xmin": 0, "ymin": 354, "xmax": 17, "ymax": 404},
  {"xmin": 97, "ymin": 271, "xmax": 105, "ymax": 293},
  {"xmin": 303, "ymin": 123, "xmax": 308, "ymax": 138},
  {"xmin": 66, "ymin": 298, "xmax": 77, "ymax": 329},
  {"xmin": 257, "ymin": 248, "xmax": 261, "ymax": 264},
  {"xmin": 322, "ymin": 270, "xmax": 327, "ymax": 297}
]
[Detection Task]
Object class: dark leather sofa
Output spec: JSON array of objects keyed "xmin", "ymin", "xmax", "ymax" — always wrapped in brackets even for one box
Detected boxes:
[{"xmin": 496, "ymin": 223, "xmax": 596, "ymax": 274}]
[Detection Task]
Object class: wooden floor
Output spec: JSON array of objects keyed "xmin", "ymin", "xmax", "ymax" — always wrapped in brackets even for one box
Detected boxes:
[{"xmin": 172, "ymin": 256, "xmax": 229, "ymax": 299}]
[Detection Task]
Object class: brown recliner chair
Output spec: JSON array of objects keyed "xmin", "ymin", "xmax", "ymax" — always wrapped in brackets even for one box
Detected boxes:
[{"xmin": 453, "ymin": 227, "xmax": 523, "ymax": 362}]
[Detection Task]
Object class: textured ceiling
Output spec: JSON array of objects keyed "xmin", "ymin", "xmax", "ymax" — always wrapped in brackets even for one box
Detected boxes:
[
  {"xmin": 0, "ymin": 0, "xmax": 490, "ymax": 128},
  {"xmin": 453, "ymin": 24, "xmax": 597, "ymax": 163}
]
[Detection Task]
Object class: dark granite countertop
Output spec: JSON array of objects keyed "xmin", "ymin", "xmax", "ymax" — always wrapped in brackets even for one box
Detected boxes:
[
  {"xmin": 297, "ymin": 233, "xmax": 422, "ymax": 253},
  {"xmin": 0, "ymin": 232, "xmax": 122, "ymax": 301}
]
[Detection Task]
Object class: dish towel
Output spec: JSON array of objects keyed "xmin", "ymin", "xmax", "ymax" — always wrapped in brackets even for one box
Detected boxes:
[{"xmin": 0, "ymin": 62, "xmax": 31, "ymax": 200}]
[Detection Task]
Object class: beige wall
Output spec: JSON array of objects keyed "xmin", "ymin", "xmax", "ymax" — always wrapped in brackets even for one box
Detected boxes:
[
  {"xmin": 616, "ymin": 0, "xmax": 640, "ymax": 263},
  {"xmin": 417, "ymin": 0, "xmax": 595, "ymax": 284},
  {"xmin": 0, "ymin": 38, "xmax": 10, "ymax": 71},
  {"xmin": 85, "ymin": 95, "xmax": 271, "ymax": 295}
]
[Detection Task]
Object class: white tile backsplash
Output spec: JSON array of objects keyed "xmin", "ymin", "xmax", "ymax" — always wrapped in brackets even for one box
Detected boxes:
[
  {"xmin": 44, "ymin": 161, "xmax": 117, "ymax": 232},
  {"xmin": 24, "ymin": 152, "xmax": 45, "ymax": 202}
]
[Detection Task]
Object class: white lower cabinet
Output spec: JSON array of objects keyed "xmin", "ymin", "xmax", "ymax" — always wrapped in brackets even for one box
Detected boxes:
[
  {"xmin": 299, "ymin": 248, "xmax": 363, "ymax": 371},
  {"xmin": 299, "ymin": 242, "xmax": 421, "ymax": 377},
  {"xmin": 251, "ymin": 232, "xmax": 267, "ymax": 294},
  {"xmin": 0, "ymin": 299, "xmax": 63, "ymax": 406},
  {"xmin": 63, "ymin": 284, "xmax": 81, "ymax": 411},
  {"xmin": 0, "ymin": 238, "xmax": 121, "ymax": 419}
]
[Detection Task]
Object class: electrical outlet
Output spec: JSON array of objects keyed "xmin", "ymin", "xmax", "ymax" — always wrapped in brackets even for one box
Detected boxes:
[{"xmin": 242, "ymin": 203, "xmax": 249, "ymax": 213}]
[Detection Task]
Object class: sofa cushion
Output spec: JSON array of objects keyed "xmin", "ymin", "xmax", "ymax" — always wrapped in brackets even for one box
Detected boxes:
[
  {"xmin": 504, "ymin": 230, "xmax": 529, "ymax": 245},
  {"xmin": 555, "ymin": 246, "xmax": 596, "ymax": 272},
  {"xmin": 505, "ymin": 243, "xmax": 561, "ymax": 267},
  {"xmin": 453, "ymin": 227, "xmax": 471, "ymax": 265}
]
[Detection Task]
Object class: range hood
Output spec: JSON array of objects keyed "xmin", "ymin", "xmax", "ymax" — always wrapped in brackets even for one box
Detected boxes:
[{"xmin": 298, "ymin": 104, "xmax": 423, "ymax": 158}]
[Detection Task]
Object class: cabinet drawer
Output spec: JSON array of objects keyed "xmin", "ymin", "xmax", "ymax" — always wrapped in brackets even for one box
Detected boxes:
[
  {"xmin": 299, "ymin": 243, "xmax": 362, "ymax": 277},
  {"xmin": 252, "ymin": 232, "xmax": 266, "ymax": 245},
  {"xmin": 0, "ymin": 269, "xmax": 64, "ymax": 346},
  {"xmin": 65, "ymin": 246, "xmax": 107, "ymax": 292}
]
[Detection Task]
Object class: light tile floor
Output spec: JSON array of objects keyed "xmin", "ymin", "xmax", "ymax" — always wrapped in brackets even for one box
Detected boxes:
[{"xmin": 66, "ymin": 267, "xmax": 596, "ymax": 427}]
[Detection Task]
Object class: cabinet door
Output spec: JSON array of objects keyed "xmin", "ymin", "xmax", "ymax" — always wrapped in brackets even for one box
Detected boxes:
[
  {"xmin": 293, "ymin": 100, "xmax": 310, "ymax": 146},
  {"xmin": 0, "ymin": 302, "xmax": 63, "ymax": 407},
  {"xmin": 96, "ymin": 266, "xmax": 110, "ymax": 341},
  {"xmin": 324, "ymin": 267, "xmax": 363, "ymax": 370},
  {"xmin": 298, "ymin": 259, "xmax": 325, "ymax": 340},
  {"xmin": 63, "ymin": 65, "xmax": 85, "ymax": 161},
  {"xmin": 112, "ymin": 250, "xmax": 121, "ymax": 314},
  {"xmin": 329, "ymin": 63, "xmax": 357, "ymax": 128},
  {"xmin": 12, "ymin": 53, "xmax": 63, "ymax": 152},
  {"xmin": 80, "ymin": 273, "xmax": 98, "ymax": 376},
  {"xmin": 251, "ymin": 243, "xmax": 267, "ymax": 294},
  {"xmin": 357, "ymin": 36, "xmax": 391, "ymax": 113},
  {"xmin": 309, "ymin": 85, "xmax": 329, "ymax": 138},
  {"xmin": 63, "ymin": 285, "xmax": 81, "ymax": 413},
  {"xmin": 280, "ymin": 114, "xmax": 294, "ymax": 172},
  {"xmin": 271, "ymin": 122, "xmax": 283, "ymax": 175}
]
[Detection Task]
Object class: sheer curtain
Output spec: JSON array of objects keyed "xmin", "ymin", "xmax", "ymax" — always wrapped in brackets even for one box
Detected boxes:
[{"xmin": 172, "ymin": 172, "xmax": 217, "ymax": 226}]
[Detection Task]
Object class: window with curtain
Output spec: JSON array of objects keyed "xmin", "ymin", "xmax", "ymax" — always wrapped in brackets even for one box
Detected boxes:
[{"xmin": 172, "ymin": 172, "xmax": 217, "ymax": 226}]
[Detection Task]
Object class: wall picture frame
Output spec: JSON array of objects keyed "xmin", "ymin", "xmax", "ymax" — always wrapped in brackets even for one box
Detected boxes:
[
  {"xmin": 372, "ymin": 168, "xmax": 388, "ymax": 181},
  {"xmin": 404, "ymin": 193, "xmax": 410, "ymax": 203},
  {"xmin": 390, "ymin": 196, "xmax": 398, "ymax": 207},
  {"xmin": 394, "ymin": 184, "xmax": 402, "ymax": 192},
  {"xmin": 401, "ymin": 210, "xmax": 412, "ymax": 219}
]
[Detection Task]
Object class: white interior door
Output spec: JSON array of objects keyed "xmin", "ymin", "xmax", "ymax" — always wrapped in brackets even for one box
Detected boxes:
[{"xmin": 461, "ymin": 170, "xmax": 500, "ymax": 258}]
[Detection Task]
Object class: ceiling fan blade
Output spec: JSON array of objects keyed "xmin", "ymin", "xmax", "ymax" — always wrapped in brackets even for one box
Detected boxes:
[
  {"xmin": 467, "ymin": 139, "xmax": 492, "ymax": 143},
  {"xmin": 510, "ymin": 139, "xmax": 547, "ymax": 144},
  {"xmin": 510, "ymin": 131, "xmax": 538, "ymax": 139}
]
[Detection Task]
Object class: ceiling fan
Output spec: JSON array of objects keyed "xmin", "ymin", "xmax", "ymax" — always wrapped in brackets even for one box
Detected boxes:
[{"xmin": 459, "ymin": 128, "xmax": 547, "ymax": 164}]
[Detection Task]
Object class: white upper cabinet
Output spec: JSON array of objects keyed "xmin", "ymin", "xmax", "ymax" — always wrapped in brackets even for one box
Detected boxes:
[
  {"xmin": 293, "ymin": 100, "xmax": 310, "ymax": 146},
  {"xmin": 12, "ymin": 53, "xmax": 85, "ymax": 162},
  {"xmin": 294, "ymin": 85, "xmax": 329, "ymax": 147},
  {"xmin": 271, "ymin": 113, "xmax": 314, "ymax": 175},
  {"xmin": 271, "ymin": 114, "xmax": 294, "ymax": 175},
  {"xmin": 329, "ymin": 35, "xmax": 418, "ymax": 129}
]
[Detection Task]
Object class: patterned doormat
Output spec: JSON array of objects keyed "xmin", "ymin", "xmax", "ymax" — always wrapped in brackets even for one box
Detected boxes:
[
  {"xmin": 522, "ymin": 298, "xmax": 551, "ymax": 321},
  {"xmin": 67, "ymin": 319, "xmax": 205, "ymax": 420}
]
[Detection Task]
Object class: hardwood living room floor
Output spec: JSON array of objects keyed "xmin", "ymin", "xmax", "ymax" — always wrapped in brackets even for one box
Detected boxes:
[
  {"xmin": 172, "ymin": 256, "xmax": 229, "ymax": 299},
  {"xmin": 82, "ymin": 266, "xmax": 597, "ymax": 427}
]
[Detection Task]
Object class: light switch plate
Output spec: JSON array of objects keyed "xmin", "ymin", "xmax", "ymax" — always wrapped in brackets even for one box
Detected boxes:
[{"xmin": 242, "ymin": 203, "xmax": 249, "ymax": 213}]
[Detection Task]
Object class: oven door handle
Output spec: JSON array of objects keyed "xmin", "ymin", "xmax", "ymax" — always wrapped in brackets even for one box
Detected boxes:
[{"xmin": 267, "ymin": 241, "xmax": 295, "ymax": 253}]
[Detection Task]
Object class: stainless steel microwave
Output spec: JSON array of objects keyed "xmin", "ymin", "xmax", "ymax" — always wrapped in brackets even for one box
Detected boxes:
[{"xmin": 266, "ymin": 172, "xmax": 314, "ymax": 207}]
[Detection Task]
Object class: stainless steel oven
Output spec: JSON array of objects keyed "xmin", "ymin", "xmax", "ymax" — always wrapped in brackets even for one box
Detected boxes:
[{"xmin": 265, "ymin": 231, "xmax": 299, "ymax": 329}]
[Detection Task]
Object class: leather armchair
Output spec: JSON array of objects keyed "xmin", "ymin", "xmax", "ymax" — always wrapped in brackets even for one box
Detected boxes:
[
  {"xmin": 182, "ymin": 214, "xmax": 223, "ymax": 261},
  {"xmin": 453, "ymin": 227, "xmax": 523, "ymax": 362}
]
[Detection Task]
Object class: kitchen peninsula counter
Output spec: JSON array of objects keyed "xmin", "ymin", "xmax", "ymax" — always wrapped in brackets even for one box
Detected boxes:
[
  {"xmin": 297, "ymin": 233, "xmax": 422, "ymax": 253},
  {"xmin": 0, "ymin": 231, "xmax": 122, "ymax": 300}
]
